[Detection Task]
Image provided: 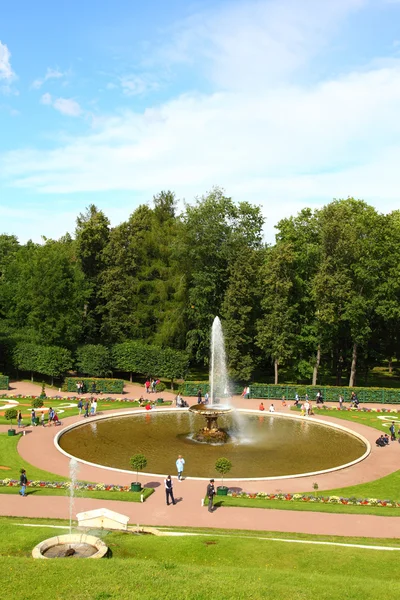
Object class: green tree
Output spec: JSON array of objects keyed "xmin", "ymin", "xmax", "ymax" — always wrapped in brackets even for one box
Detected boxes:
[
  {"xmin": 36, "ymin": 345, "xmax": 73, "ymax": 385},
  {"xmin": 215, "ymin": 457, "xmax": 232, "ymax": 487},
  {"xmin": 221, "ymin": 247, "xmax": 263, "ymax": 381},
  {"xmin": 158, "ymin": 348, "xmax": 190, "ymax": 389},
  {"xmin": 183, "ymin": 187, "xmax": 264, "ymax": 363},
  {"xmin": 76, "ymin": 344, "xmax": 112, "ymax": 377},
  {"xmin": 257, "ymin": 243, "xmax": 299, "ymax": 384},
  {"xmin": 130, "ymin": 454, "xmax": 147, "ymax": 485},
  {"xmin": 13, "ymin": 343, "xmax": 39, "ymax": 381}
]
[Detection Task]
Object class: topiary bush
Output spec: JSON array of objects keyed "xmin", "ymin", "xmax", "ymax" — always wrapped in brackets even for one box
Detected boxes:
[
  {"xmin": 215, "ymin": 457, "xmax": 232, "ymax": 487},
  {"xmin": 155, "ymin": 382, "xmax": 166, "ymax": 392},
  {"xmin": 65, "ymin": 377, "xmax": 124, "ymax": 394},
  {"xmin": 0, "ymin": 374, "xmax": 9, "ymax": 390},
  {"xmin": 5, "ymin": 407, "xmax": 18, "ymax": 430},
  {"xmin": 130, "ymin": 454, "xmax": 148, "ymax": 484},
  {"xmin": 31, "ymin": 398, "xmax": 44, "ymax": 408}
]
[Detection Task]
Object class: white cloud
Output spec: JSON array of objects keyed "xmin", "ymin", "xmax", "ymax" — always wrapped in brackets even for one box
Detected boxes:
[
  {"xmin": 40, "ymin": 93, "xmax": 82, "ymax": 116},
  {"xmin": 120, "ymin": 74, "xmax": 160, "ymax": 96},
  {"xmin": 32, "ymin": 67, "xmax": 65, "ymax": 89},
  {"xmin": 3, "ymin": 0, "xmax": 399, "ymax": 244},
  {"xmin": 0, "ymin": 41, "xmax": 14, "ymax": 80},
  {"xmin": 40, "ymin": 92, "xmax": 52, "ymax": 105}
]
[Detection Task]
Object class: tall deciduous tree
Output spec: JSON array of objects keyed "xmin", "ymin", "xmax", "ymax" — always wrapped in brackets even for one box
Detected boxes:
[{"xmin": 76, "ymin": 344, "xmax": 112, "ymax": 377}]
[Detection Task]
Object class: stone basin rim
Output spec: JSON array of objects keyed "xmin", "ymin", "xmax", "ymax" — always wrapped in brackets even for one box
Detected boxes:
[
  {"xmin": 54, "ymin": 408, "xmax": 371, "ymax": 482},
  {"xmin": 32, "ymin": 533, "xmax": 108, "ymax": 559}
]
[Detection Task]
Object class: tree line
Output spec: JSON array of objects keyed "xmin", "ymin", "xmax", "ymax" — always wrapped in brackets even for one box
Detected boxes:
[{"xmin": 1, "ymin": 188, "xmax": 399, "ymax": 387}]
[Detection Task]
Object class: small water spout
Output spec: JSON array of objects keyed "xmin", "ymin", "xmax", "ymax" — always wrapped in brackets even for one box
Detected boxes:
[{"xmin": 69, "ymin": 458, "xmax": 80, "ymax": 535}]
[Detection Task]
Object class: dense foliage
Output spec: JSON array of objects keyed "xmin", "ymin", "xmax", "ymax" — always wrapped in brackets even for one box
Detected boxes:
[{"xmin": 1, "ymin": 190, "xmax": 400, "ymax": 387}]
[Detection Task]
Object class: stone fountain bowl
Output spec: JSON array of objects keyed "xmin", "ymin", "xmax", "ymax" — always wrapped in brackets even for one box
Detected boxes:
[
  {"xmin": 189, "ymin": 403, "xmax": 232, "ymax": 417},
  {"xmin": 32, "ymin": 533, "xmax": 108, "ymax": 559}
]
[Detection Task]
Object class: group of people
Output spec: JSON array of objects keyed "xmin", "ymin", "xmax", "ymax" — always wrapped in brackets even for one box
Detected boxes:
[
  {"xmin": 25, "ymin": 407, "xmax": 61, "ymax": 427},
  {"xmin": 258, "ymin": 402, "xmax": 275, "ymax": 413},
  {"xmin": 76, "ymin": 381, "xmax": 98, "ymax": 395},
  {"xmin": 377, "ymin": 421, "xmax": 400, "ymax": 446},
  {"xmin": 197, "ymin": 389, "xmax": 209, "ymax": 404},
  {"xmin": 78, "ymin": 398, "xmax": 97, "ymax": 417},
  {"xmin": 145, "ymin": 379, "xmax": 160, "ymax": 394},
  {"xmin": 164, "ymin": 455, "xmax": 217, "ymax": 512},
  {"xmin": 175, "ymin": 393, "xmax": 189, "ymax": 408}
]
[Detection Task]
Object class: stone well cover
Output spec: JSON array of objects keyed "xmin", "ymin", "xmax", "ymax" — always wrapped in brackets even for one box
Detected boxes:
[{"xmin": 76, "ymin": 507, "xmax": 130, "ymax": 531}]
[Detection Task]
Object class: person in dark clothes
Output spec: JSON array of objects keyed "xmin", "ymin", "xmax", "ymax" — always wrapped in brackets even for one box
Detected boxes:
[
  {"xmin": 206, "ymin": 478, "xmax": 216, "ymax": 512},
  {"xmin": 19, "ymin": 469, "xmax": 28, "ymax": 496},
  {"xmin": 164, "ymin": 475, "xmax": 176, "ymax": 505}
]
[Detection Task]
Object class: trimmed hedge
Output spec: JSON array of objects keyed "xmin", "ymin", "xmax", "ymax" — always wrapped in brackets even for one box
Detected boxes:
[
  {"xmin": 65, "ymin": 377, "xmax": 124, "ymax": 394},
  {"xmin": 183, "ymin": 381, "xmax": 400, "ymax": 403},
  {"xmin": 0, "ymin": 375, "xmax": 9, "ymax": 390}
]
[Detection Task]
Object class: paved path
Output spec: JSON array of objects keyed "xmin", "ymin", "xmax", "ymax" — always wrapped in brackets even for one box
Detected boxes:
[{"xmin": 1, "ymin": 380, "xmax": 400, "ymax": 538}]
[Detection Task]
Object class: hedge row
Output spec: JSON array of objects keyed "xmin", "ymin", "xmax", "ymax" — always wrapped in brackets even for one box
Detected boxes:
[
  {"xmin": 182, "ymin": 381, "xmax": 400, "ymax": 404},
  {"xmin": 65, "ymin": 377, "xmax": 124, "ymax": 394},
  {"xmin": 0, "ymin": 375, "xmax": 9, "ymax": 390}
]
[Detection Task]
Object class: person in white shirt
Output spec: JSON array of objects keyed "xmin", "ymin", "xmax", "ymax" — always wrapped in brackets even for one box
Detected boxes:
[{"xmin": 269, "ymin": 404, "xmax": 275, "ymax": 413}]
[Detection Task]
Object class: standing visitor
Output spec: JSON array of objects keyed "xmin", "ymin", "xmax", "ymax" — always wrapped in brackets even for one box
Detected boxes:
[
  {"xmin": 164, "ymin": 475, "xmax": 176, "ymax": 505},
  {"xmin": 93, "ymin": 398, "xmax": 97, "ymax": 415},
  {"xmin": 304, "ymin": 400, "xmax": 310, "ymax": 416},
  {"xmin": 204, "ymin": 392, "xmax": 209, "ymax": 404},
  {"xmin": 294, "ymin": 393, "xmax": 299, "ymax": 407},
  {"xmin": 339, "ymin": 395, "xmax": 344, "ymax": 409},
  {"xmin": 17, "ymin": 410, "xmax": 22, "ymax": 428},
  {"xmin": 206, "ymin": 479, "xmax": 216, "ymax": 512},
  {"xmin": 176, "ymin": 455, "xmax": 185, "ymax": 481},
  {"xmin": 145, "ymin": 380, "xmax": 151, "ymax": 394},
  {"xmin": 31, "ymin": 409, "xmax": 36, "ymax": 427},
  {"xmin": 48, "ymin": 407, "xmax": 54, "ymax": 424},
  {"xmin": 390, "ymin": 421, "xmax": 396, "ymax": 441},
  {"xmin": 41, "ymin": 411, "xmax": 45, "ymax": 427},
  {"xmin": 19, "ymin": 469, "xmax": 27, "ymax": 497},
  {"xmin": 197, "ymin": 389, "xmax": 202, "ymax": 404},
  {"xmin": 245, "ymin": 386, "xmax": 250, "ymax": 399},
  {"xmin": 78, "ymin": 399, "xmax": 83, "ymax": 415},
  {"xmin": 84, "ymin": 400, "xmax": 90, "ymax": 418}
]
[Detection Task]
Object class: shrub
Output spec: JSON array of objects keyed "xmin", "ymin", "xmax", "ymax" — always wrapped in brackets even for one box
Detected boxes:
[
  {"xmin": 215, "ymin": 457, "xmax": 232, "ymax": 486},
  {"xmin": 65, "ymin": 377, "xmax": 124, "ymax": 394},
  {"xmin": 5, "ymin": 408, "xmax": 18, "ymax": 429},
  {"xmin": 31, "ymin": 398, "xmax": 44, "ymax": 408},
  {"xmin": 130, "ymin": 454, "xmax": 148, "ymax": 483},
  {"xmin": 155, "ymin": 382, "xmax": 166, "ymax": 392},
  {"xmin": 0, "ymin": 374, "xmax": 9, "ymax": 390}
]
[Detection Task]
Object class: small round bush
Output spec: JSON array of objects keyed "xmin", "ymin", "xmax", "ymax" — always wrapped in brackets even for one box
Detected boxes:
[
  {"xmin": 155, "ymin": 382, "xmax": 166, "ymax": 392},
  {"xmin": 31, "ymin": 398, "xmax": 44, "ymax": 409}
]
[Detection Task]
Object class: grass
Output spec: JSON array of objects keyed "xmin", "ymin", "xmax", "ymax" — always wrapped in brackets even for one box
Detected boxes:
[
  {"xmin": 0, "ymin": 396, "xmax": 172, "ymax": 425},
  {"xmin": 206, "ymin": 495, "xmax": 400, "ymax": 516},
  {"xmin": 1, "ymin": 517, "xmax": 400, "ymax": 599},
  {"xmin": 0, "ymin": 485, "xmax": 154, "ymax": 502}
]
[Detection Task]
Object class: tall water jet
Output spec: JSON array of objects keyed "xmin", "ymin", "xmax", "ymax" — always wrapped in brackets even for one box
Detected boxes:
[
  {"xmin": 189, "ymin": 316, "xmax": 232, "ymax": 443},
  {"xmin": 69, "ymin": 457, "xmax": 80, "ymax": 535},
  {"xmin": 210, "ymin": 317, "xmax": 230, "ymax": 405}
]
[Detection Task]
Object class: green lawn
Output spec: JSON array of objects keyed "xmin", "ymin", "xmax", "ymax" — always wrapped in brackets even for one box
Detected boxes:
[
  {"xmin": 0, "ymin": 485, "xmax": 153, "ymax": 502},
  {"xmin": 207, "ymin": 495, "xmax": 400, "ymax": 516},
  {"xmin": 1, "ymin": 517, "xmax": 400, "ymax": 599}
]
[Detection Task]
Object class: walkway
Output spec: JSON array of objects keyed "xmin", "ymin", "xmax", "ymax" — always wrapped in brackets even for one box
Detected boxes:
[{"xmin": 1, "ymin": 380, "xmax": 400, "ymax": 538}]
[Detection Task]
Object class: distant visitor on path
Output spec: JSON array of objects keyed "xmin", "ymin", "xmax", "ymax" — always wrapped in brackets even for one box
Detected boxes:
[
  {"xmin": 206, "ymin": 479, "xmax": 216, "ymax": 512},
  {"xmin": 17, "ymin": 410, "xmax": 22, "ymax": 428},
  {"xmin": 390, "ymin": 421, "xmax": 396, "ymax": 441},
  {"xmin": 204, "ymin": 392, "xmax": 209, "ymax": 404},
  {"xmin": 31, "ymin": 408, "xmax": 36, "ymax": 427},
  {"xmin": 176, "ymin": 455, "xmax": 185, "ymax": 481},
  {"xmin": 197, "ymin": 389, "xmax": 202, "ymax": 404},
  {"xmin": 259, "ymin": 402, "xmax": 265, "ymax": 411},
  {"xmin": 145, "ymin": 380, "xmax": 150, "ymax": 394},
  {"xmin": 19, "ymin": 469, "xmax": 27, "ymax": 497},
  {"xmin": 165, "ymin": 475, "xmax": 176, "ymax": 505},
  {"xmin": 339, "ymin": 395, "xmax": 344, "ymax": 409},
  {"xmin": 294, "ymin": 394, "xmax": 299, "ymax": 407},
  {"xmin": 269, "ymin": 404, "xmax": 275, "ymax": 413}
]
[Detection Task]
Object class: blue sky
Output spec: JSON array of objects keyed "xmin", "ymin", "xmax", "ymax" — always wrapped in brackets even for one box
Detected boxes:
[{"xmin": 1, "ymin": 0, "xmax": 400, "ymax": 243}]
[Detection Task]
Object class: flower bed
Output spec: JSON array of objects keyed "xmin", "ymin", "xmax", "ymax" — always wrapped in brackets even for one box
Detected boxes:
[
  {"xmin": 227, "ymin": 491, "xmax": 400, "ymax": 507},
  {"xmin": 0, "ymin": 478, "xmax": 131, "ymax": 492}
]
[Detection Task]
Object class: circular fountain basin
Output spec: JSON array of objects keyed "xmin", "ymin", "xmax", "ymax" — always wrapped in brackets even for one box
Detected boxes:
[
  {"xmin": 57, "ymin": 409, "xmax": 369, "ymax": 480},
  {"xmin": 32, "ymin": 533, "xmax": 108, "ymax": 559}
]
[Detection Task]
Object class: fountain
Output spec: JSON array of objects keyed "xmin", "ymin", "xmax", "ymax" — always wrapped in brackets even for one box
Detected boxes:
[
  {"xmin": 32, "ymin": 457, "xmax": 108, "ymax": 559},
  {"xmin": 189, "ymin": 317, "xmax": 232, "ymax": 443}
]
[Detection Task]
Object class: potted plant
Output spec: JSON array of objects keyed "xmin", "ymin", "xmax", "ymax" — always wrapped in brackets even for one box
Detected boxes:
[
  {"xmin": 5, "ymin": 407, "xmax": 18, "ymax": 436},
  {"xmin": 215, "ymin": 457, "xmax": 232, "ymax": 495},
  {"xmin": 130, "ymin": 454, "xmax": 147, "ymax": 492}
]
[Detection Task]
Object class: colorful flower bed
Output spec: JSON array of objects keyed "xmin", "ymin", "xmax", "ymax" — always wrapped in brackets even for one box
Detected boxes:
[
  {"xmin": 228, "ymin": 491, "xmax": 400, "ymax": 507},
  {"xmin": 0, "ymin": 478, "xmax": 130, "ymax": 492}
]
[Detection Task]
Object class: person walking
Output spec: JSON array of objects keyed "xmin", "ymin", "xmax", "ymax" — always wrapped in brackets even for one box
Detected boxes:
[
  {"xmin": 390, "ymin": 421, "xmax": 396, "ymax": 441},
  {"xmin": 19, "ymin": 469, "xmax": 28, "ymax": 497},
  {"xmin": 78, "ymin": 399, "xmax": 83, "ymax": 415},
  {"xmin": 164, "ymin": 475, "xmax": 176, "ymax": 505},
  {"xmin": 17, "ymin": 410, "xmax": 22, "ymax": 428},
  {"xmin": 84, "ymin": 400, "xmax": 90, "ymax": 418},
  {"xmin": 41, "ymin": 411, "xmax": 45, "ymax": 427},
  {"xmin": 197, "ymin": 389, "xmax": 202, "ymax": 404},
  {"xmin": 206, "ymin": 479, "xmax": 216, "ymax": 512},
  {"xmin": 145, "ymin": 380, "xmax": 151, "ymax": 394},
  {"xmin": 176, "ymin": 455, "xmax": 185, "ymax": 481},
  {"xmin": 339, "ymin": 395, "xmax": 344, "ymax": 409},
  {"xmin": 31, "ymin": 408, "xmax": 36, "ymax": 427}
]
